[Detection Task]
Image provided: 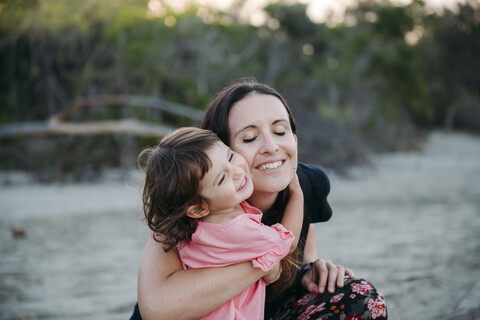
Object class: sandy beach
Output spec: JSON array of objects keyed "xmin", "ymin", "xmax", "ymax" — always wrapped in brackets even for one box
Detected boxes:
[
  {"xmin": 1, "ymin": 130, "xmax": 479, "ymax": 320},
  {"xmin": 314, "ymin": 131, "xmax": 480, "ymax": 319}
]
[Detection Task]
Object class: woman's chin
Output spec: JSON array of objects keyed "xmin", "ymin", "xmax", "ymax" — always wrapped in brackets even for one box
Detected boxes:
[
  {"xmin": 253, "ymin": 178, "xmax": 291, "ymax": 194},
  {"xmin": 251, "ymin": 164, "xmax": 295, "ymax": 193}
]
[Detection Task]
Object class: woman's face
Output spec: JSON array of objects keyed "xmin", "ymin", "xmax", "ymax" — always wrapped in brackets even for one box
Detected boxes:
[{"xmin": 228, "ymin": 93, "xmax": 298, "ymax": 195}]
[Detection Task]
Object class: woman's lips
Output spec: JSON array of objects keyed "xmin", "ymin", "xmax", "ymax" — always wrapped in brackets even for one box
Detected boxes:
[{"xmin": 256, "ymin": 160, "xmax": 284, "ymax": 171}]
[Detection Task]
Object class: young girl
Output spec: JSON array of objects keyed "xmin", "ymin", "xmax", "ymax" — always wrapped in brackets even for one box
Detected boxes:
[{"xmin": 137, "ymin": 127, "xmax": 304, "ymax": 320}]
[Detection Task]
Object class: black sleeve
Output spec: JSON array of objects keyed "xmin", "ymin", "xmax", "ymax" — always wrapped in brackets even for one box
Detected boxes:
[
  {"xmin": 297, "ymin": 162, "xmax": 333, "ymax": 223},
  {"xmin": 129, "ymin": 303, "xmax": 142, "ymax": 320}
]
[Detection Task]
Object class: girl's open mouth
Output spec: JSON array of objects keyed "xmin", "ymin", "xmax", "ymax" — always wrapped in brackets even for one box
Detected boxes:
[{"xmin": 237, "ymin": 177, "xmax": 246, "ymax": 191}]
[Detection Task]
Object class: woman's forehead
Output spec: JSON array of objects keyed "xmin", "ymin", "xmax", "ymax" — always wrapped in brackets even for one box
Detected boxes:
[{"xmin": 228, "ymin": 94, "xmax": 289, "ymax": 126}]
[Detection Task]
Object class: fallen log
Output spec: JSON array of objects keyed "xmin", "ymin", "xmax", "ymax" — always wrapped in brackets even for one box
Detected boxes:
[
  {"xmin": 50, "ymin": 95, "xmax": 204, "ymax": 122},
  {"xmin": 0, "ymin": 119, "xmax": 176, "ymax": 137},
  {"xmin": 0, "ymin": 94, "xmax": 202, "ymax": 138}
]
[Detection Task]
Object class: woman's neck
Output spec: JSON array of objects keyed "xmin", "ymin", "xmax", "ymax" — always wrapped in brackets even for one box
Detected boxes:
[{"xmin": 247, "ymin": 191, "xmax": 279, "ymax": 212}]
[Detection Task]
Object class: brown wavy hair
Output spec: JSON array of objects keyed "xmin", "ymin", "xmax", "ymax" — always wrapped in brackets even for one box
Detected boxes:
[
  {"xmin": 137, "ymin": 127, "xmax": 220, "ymax": 252},
  {"xmin": 201, "ymin": 78, "xmax": 300, "ymax": 300}
]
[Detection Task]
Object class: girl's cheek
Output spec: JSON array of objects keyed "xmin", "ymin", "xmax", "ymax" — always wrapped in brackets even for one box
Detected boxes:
[{"xmin": 232, "ymin": 144, "xmax": 253, "ymax": 163}]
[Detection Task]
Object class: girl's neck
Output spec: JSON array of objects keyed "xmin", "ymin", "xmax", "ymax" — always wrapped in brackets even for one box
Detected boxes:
[
  {"xmin": 202, "ymin": 204, "xmax": 244, "ymax": 224},
  {"xmin": 247, "ymin": 191, "xmax": 279, "ymax": 212}
]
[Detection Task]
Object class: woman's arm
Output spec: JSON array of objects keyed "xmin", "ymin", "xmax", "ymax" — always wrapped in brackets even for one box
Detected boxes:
[
  {"xmin": 280, "ymin": 173, "xmax": 304, "ymax": 252},
  {"xmin": 301, "ymin": 225, "xmax": 355, "ymax": 294},
  {"xmin": 137, "ymin": 233, "xmax": 277, "ymax": 320}
]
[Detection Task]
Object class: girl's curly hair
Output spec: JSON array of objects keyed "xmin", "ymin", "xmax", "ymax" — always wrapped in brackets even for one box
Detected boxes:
[{"xmin": 137, "ymin": 127, "xmax": 220, "ymax": 252}]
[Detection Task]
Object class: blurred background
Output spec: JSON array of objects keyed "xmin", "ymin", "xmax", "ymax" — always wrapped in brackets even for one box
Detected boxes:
[
  {"xmin": 1, "ymin": 0, "xmax": 479, "ymax": 179},
  {"xmin": 0, "ymin": 0, "xmax": 479, "ymax": 319}
]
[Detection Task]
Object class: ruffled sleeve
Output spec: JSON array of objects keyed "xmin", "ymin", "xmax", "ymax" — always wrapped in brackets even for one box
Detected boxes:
[{"xmin": 251, "ymin": 223, "xmax": 294, "ymax": 271}]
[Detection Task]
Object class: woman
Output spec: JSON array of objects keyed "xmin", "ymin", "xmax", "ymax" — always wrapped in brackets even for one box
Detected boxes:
[{"xmin": 131, "ymin": 79, "xmax": 387, "ymax": 319}]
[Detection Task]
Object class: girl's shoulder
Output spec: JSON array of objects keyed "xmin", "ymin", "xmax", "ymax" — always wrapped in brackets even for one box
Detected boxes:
[{"xmin": 240, "ymin": 201, "xmax": 263, "ymax": 216}]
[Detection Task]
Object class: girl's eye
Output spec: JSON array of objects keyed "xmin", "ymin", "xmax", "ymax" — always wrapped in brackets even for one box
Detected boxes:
[
  {"xmin": 243, "ymin": 137, "xmax": 256, "ymax": 143},
  {"xmin": 229, "ymin": 153, "xmax": 234, "ymax": 162},
  {"xmin": 275, "ymin": 131, "xmax": 286, "ymax": 136},
  {"xmin": 218, "ymin": 174, "xmax": 225, "ymax": 186}
]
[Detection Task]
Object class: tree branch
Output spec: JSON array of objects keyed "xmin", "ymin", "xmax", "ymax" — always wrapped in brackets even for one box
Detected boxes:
[{"xmin": 0, "ymin": 94, "xmax": 201, "ymax": 138}]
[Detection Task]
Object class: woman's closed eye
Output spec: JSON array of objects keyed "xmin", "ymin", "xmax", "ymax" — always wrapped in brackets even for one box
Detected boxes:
[
  {"xmin": 243, "ymin": 136, "xmax": 256, "ymax": 143},
  {"xmin": 218, "ymin": 174, "xmax": 225, "ymax": 186},
  {"xmin": 242, "ymin": 130, "xmax": 285, "ymax": 143}
]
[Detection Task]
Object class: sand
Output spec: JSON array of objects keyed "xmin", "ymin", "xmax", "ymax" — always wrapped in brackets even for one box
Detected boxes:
[
  {"xmin": 1, "ymin": 130, "xmax": 479, "ymax": 319},
  {"xmin": 315, "ymin": 131, "xmax": 480, "ymax": 319}
]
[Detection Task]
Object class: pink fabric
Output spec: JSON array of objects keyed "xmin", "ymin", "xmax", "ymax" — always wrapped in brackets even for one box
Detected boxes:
[{"xmin": 178, "ymin": 201, "xmax": 294, "ymax": 320}]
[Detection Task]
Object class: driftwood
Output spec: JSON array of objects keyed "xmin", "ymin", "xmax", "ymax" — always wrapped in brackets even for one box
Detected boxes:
[
  {"xmin": 0, "ymin": 119, "xmax": 176, "ymax": 137},
  {"xmin": 0, "ymin": 95, "xmax": 202, "ymax": 138}
]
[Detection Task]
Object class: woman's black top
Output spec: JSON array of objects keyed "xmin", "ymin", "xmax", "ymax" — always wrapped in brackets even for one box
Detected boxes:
[{"xmin": 295, "ymin": 162, "xmax": 332, "ymax": 256}]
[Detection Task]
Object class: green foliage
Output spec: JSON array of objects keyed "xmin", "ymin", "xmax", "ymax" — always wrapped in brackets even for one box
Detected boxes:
[
  {"xmin": 264, "ymin": 3, "xmax": 316, "ymax": 38},
  {"xmin": 418, "ymin": 1, "xmax": 480, "ymax": 129},
  {"xmin": 374, "ymin": 4, "xmax": 415, "ymax": 38},
  {"xmin": 0, "ymin": 0, "xmax": 478, "ymax": 177}
]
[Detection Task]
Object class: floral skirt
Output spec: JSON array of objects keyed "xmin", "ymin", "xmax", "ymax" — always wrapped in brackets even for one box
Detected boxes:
[{"xmin": 265, "ymin": 278, "xmax": 387, "ymax": 320}]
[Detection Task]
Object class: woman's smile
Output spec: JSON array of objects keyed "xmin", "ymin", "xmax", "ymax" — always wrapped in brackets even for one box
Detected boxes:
[
  {"xmin": 228, "ymin": 93, "xmax": 298, "ymax": 195},
  {"xmin": 256, "ymin": 160, "xmax": 284, "ymax": 171}
]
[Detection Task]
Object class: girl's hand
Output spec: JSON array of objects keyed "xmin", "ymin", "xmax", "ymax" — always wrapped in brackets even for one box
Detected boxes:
[
  {"xmin": 301, "ymin": 259, "xmax": 355, "ymax": 294},
  {"xmin": 289, "ymin": 173, "xmax": 302, "ymax": 196},
  {"xmin": 263, "ymin": 262, "xmax": 282, "ymax": 285}
]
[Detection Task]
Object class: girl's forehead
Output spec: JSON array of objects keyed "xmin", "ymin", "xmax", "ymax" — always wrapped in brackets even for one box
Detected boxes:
[{"xmin": 206, "ymin": 141, "xmax": 229, "ymax": 158}]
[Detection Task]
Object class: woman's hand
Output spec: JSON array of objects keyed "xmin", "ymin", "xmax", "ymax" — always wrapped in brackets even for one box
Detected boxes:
[
  {"xmin": 263, "ymin": 261, "xmax": 282, "ymax": 285},
  {"xmin": 301, "ymin": 259, "xmax": 355, "ymax": 294}
]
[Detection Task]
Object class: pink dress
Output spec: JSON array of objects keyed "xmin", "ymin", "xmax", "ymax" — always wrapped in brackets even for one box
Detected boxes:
[{"xmin": 178, "ymin": 201, "xmax": 294, "ymax": 320}]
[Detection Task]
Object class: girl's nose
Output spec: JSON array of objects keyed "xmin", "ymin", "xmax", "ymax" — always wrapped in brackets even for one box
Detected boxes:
[{"xmin": 232, "ymin": 165, "xmax": 243, "ymax": 179}]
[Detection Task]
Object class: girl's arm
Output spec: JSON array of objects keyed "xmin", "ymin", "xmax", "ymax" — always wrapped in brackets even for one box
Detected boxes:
[
  {"xmin": 303, "ymin": 224, "xmax": 319, "ymax": 263},
  {"xmin": 137, "ymin": 232, "xmax": 277, "ymax": 320},
  {"xmin": 280, "ymin": 173, "xmax": 304, "ymax": 252}
]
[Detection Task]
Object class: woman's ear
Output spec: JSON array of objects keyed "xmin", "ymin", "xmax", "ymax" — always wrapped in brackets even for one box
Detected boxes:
[{"xmin": 186, "ymin": 203, "xmax": 209, "ymax": 219}]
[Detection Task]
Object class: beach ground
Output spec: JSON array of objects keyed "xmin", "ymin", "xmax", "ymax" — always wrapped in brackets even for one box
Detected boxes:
[{"xmin": 1, "ymin": 130, "xmax": 479, "ymax": 319}]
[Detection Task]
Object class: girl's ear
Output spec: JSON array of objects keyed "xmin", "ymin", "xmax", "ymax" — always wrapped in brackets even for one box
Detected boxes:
[{"xmin": 186, "ymin": 203, "xmax": 209, "ymax": 219}]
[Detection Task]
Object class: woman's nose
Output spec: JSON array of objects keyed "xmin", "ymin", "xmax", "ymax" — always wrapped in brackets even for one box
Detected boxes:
[{"xmin": 260, "ymin": 134, "xmax": 279, "ymax": 154}]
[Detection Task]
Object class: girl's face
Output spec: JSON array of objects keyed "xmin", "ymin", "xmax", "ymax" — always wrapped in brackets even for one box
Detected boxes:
[
  {"xmin": 228, "ymin": 93, "xmax": 298, "ymax": 195},
  {"xmin": 199, "ymin": 142, "xmax": 254, "ymax": 214}
]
